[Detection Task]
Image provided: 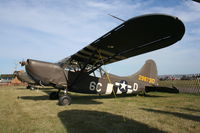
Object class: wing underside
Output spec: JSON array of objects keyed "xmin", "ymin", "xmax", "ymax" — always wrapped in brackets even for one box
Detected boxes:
[{"xmin": 58, "ymin": 14, "xmax": 185, "ymax": 73}]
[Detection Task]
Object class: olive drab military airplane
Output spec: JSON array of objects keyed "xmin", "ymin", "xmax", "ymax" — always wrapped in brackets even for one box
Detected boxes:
[
  {"xmin": 14, "ymin": 71, "xmax": 37, "ymax": 90},
  {"xmin": 20, "ymin": 14, "xmax": 185, "ymax": 106}
]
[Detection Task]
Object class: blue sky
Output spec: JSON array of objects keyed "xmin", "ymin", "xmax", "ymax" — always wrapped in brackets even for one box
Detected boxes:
[{"xmin": 0, "ymin": 0, "xmax": 200, "ymax": 75}]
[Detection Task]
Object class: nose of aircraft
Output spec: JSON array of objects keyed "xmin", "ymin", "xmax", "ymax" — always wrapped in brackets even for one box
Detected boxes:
[
  {"xmin": 23, "ymin": 59, "xmax": 67, "ymax": 87},
  {"xmin": 19, "ymin": 61, "xmax": 27, "ymax": 66}
]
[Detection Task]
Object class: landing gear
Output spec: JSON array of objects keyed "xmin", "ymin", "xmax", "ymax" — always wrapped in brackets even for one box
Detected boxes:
[
  {"xmin": 58, "ymin": 95, "xmax": 71, "ymax": 106},
  {"xmin": 49, "ymin": 92, "xmax": 59, "ymax": 100},
  {"xmin": 49, "ymin": 88, "xmax": 71, "ymax": 105},
  {"xmin": 58, "ymin": 89, "xmax": 71, "ymax": 106},
  {"xmin": 26, "ymin": 85, "xmax": 35, "ymax": 90}
]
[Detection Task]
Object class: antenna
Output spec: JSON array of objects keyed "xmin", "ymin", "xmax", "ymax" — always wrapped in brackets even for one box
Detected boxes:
[{"xmin": 108, "ymin": 14, "xmax": 125, "ymax": 22}]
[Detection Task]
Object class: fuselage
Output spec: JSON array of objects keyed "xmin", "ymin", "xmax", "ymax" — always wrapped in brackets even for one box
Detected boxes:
[
  {"xmin": 67, "ymin": 71, "xmax": 152, "ymax": 94},
  {"xmin": 24, "ymin": 59, "xmax": 158, "ymax": 95}
]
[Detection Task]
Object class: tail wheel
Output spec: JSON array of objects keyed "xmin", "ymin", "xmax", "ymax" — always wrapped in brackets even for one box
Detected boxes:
[
  {"xmin": 27, "ymin": 85, "xmax": 35, "ymax": 90},
  {"xmin": 29, "ymin": 86, "xmax": 35, "ymax": 90},
  {"xmin": 59, "ymin": 95, "xmax": 71, "ymax": 106}
]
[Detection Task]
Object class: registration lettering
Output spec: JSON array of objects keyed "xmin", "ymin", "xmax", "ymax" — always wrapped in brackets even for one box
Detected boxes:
[{"xmin": 138, "ymin": 75, "xmax": 155, "ymax": 84}]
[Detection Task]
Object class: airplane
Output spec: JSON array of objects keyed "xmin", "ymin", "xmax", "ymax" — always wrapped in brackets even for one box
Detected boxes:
[
  {"xmin": 14, "ymin": 71, "xmax": 37, "ymax": 90},
  {"xmin": 20, "ymin": 14, "xmax": 185, "ymax": 105}
]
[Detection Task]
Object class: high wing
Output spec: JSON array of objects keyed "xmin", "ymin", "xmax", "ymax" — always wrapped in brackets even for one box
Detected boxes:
[{"xmin": 58, "ymin": 14, "xmax": 185, "ymax": 73}]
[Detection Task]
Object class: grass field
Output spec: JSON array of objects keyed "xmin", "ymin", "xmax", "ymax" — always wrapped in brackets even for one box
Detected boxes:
[{"xmin": 0, "ymin": 86, "xmax": 200, "ymax": 133}]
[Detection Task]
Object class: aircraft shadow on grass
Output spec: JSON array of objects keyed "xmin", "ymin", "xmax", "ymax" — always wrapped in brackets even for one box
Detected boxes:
[
  {"xmin": 58, "ymin": 109, "xmax": 166, "ymax": 133},
  {"xmin": 18, "ymin": 88, "xmax": 167, "ymax": 105},
  {"xmin": 19, "ymin": 95, "xmax": 103, "ymax": 105},
  {"xmin": 18, "ymin": 88, "xmax": 103, "ymax": 104},
  {"xmin": 167, "ymin": 106, "xmax": 200, "ymax": 113},
  {"xmin": 141, "ymin": 108, "xmax": 200, "ymax": 122},
  {"xmin": 19, "ymin": 95, "xmax": 50, "ymax": 100},
  {"xmin": 180, "ymin": 107, "xmax": 200, "ymax": 113}
]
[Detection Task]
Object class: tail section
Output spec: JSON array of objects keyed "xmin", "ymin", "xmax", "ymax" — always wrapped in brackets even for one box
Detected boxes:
[{"xmin": 133, "ymin": 59, "xmax": 158, "ymax": 86}]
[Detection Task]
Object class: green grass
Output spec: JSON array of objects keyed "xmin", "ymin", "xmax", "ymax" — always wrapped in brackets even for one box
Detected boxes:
[
  {"xmin": 0, "ymin": 86, "xmax": 200, "ymax": 133},
  {"xmin": 158, "ymin": 80, "xmax": 200, "ymax": 93}
]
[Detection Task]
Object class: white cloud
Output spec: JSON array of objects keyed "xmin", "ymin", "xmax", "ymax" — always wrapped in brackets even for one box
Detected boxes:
[{"xmin": 86, "ymin": 1, "xmax": 113, "ymax": 9}]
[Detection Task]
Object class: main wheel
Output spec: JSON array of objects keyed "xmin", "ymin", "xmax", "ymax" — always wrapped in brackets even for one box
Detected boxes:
[
  {"xmin": 29, "ymin": 86, "xmax": 35, "ymax": 90},
  {"xmin": 58, "ymin": 95, "xmax": 71, "ymax": 106},
  {"xmin": 49, "ymin": 92, "xmax": 59, "ymax": 100}
]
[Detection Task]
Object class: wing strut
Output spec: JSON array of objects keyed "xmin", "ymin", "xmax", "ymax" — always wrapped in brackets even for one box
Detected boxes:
[
  {"xmin": 96, "ymin": 50, "xmax": 117, "ymax": 97},
  {"xmin": 88, "ymin": 51, "xmax": 119, "ymax": 74}
]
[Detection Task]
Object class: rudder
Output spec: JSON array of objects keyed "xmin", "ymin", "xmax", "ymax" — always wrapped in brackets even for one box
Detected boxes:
[{"xmin": 133, "ymin": 59, "xmax": 158, "ymax": 86}]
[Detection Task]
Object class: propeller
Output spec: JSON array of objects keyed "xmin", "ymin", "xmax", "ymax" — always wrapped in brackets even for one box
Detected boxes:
[
  {"xmin": 19, "ymin": 59, "xmax": 27, "ymax": 66},
  {"xmin": 13, "ymin": 59, "xmax": 26, "ymax": 76},
  {"xmin": 13, "ymin": 60, "xmax": 22, "ymax": 77}
]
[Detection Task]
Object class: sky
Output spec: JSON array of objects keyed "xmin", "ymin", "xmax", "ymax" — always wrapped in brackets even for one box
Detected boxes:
[{"xmin": 0, "ymin": 0, "xmax": 200, "ymax": 75}]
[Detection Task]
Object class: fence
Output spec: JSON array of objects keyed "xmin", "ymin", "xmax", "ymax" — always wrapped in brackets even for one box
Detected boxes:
[{"xmin": 158, "ymin": 79, "xmax": 200, "ymax": 93}]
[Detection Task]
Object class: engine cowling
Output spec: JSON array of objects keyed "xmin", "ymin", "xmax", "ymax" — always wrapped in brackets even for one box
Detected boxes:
[{"xmin": 25, "ymin": 59, "xmax": 67, "ymax": 87}]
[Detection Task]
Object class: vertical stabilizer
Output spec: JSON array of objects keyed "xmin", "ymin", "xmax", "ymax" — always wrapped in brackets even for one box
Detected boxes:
[{"xmin": 133, "ymin": 59, "xmax": 158, "ymax": 86}]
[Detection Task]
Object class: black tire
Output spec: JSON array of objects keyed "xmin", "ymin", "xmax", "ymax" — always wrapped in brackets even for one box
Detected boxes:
[
  {"xmin": 59, "ymin": 95, "xmax": 71, "ymax": 106},
  {"xmin": 26, "ymin": 85, "xmax": 30, "ymax": 89},
  {"xmin": 49, "ymin": 92, "xmax": 59, "ymax": 100},
  {"xmin": 29, "ymin": 86, "xmax": 35, "ymax": 90}
]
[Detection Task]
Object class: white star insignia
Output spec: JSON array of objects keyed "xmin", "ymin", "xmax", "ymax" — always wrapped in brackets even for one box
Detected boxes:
[{"xmin": 120, "ymin": 81, "xmax": 127, "ymax": 90}]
